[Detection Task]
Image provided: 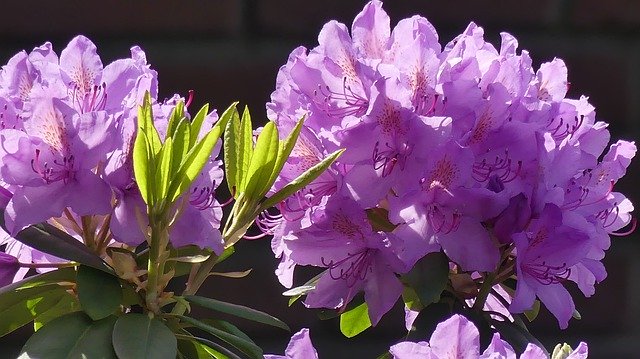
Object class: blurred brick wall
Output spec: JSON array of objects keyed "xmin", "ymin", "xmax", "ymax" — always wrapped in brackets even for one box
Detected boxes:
[{"xmin": 0, "ymin": 0, "xmax": 638, "ymax": 358}]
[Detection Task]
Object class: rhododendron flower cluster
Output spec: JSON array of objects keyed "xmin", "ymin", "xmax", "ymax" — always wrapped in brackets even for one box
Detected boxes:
[
  {"xmin": 0, "ymin": 35, "xmax": 224, "ymax": 283},
  {"xmin": 266, "ymin": 0, "xmax": 635, "ymax": 331}
]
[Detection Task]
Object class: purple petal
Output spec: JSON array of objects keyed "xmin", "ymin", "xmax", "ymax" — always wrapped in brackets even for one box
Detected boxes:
[
  {"xmin": 59, "ymin": 35, "xmax": 103, "ymax": 95},
  {"xmin": 429, "ymin": 314, "xmax": 480, "ymax": 359},
  {"xmin": 389, "ymin": 341, "xmax": 433, "ymax": 359}
]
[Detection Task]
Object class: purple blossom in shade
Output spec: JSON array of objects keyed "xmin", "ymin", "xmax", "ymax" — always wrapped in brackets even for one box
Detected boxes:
[
  {"xmin": 264, "ymin": 328, "xmax": 319, "ymax": 359},
  {"xmin": 509, "ymin": 204, "xmax": 592, "ymax": 329},
  {"xmin": 0, "ymin": 251, "xmax": 20, "ymax": 287},
  {"xmin": 287, "ymin": 196, "xmax": 406, "ymax": 324},
  {"xmin": 390, "ymin": 314, "xmax": 517, "ymax": 359}
]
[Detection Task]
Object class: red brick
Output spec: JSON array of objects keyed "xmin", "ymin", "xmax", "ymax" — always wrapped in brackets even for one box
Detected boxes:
[{"xmin": 0, "ymin": 0, "xmax": 242, "ymax": 37}]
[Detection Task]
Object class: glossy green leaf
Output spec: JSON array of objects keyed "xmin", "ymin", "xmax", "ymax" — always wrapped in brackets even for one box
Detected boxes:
[
  {"xmin": 244, "ymin": 121, "xmax": 279, "ymax": 200},
  {"xmin": 112, "ymin": 313, "xmax": 177, "ymax": 359},
  {"xmin": 171, "ymin": 118, "xmax": 191, "ymax": 175},
  {"xmin": 138, "ymin": 92, "xmax": 162, "ymax": 155},
  {"xmin": 184, "ymin": 295, "xmax": 289, "ymax": 331},
  {"xmin": 266, "ymin": 117, "xmax": 305, "ymax": 192},
  {"xmin": 177, "ymin": 315, "xmax": 262, "ymax": 359},
  {"xmin": 155, "ymin": 137, "xmax": 174, "ymax": 202},
  {"xmin": 0, "ymin": 285, "xmax": 66, "ymax": 336},
  {"xmin": 189, "ymin": 103, "xmax": 210, "ymax": 147},
  {"xmin": 201, "ymin": 319, "xmax": 254, "ymax": 344},
  {"xmin": 0, "ymin": 267, "xmax": 76, "ymax": 296},
  {"xmin": 77, "ymin": 265, "xmax": 122, "ymax": 320},
  {"xmin": 166, "ymin": 100, "xmax": 185, "ymax": 139},
  {"xmin": 214, "ymin": 102, "xmax": 238, "ymax": 134},
  {"xmin": 238, "ymin": 106, "xmax": 254, "ymax": 191},
  {"xmin": 168, "ymin": 125, "xmax": 222, "ymax": 203},
  {"xmin": 0, "ymin": 218, "xmax": 111, "ymax": 273},
  {"xmin": 20, "ymin": 313, "xmax": 117, "ymax": 359},
  {"xmin": 339, "ymin": 302, "xmax": 371, "ymax": 338},
  {"xmin": 182, "ymin": 335, "xmax": 241, "ymax": 359},
  {"xmin": 400, "ymin": 251, "xmax": 449, "ymax": 307},
  {"xmin": 223, "ymin": 106, "xmax": 241, "ymax": 195},
  {"xmin": 133, "ymin": 130, "xmax": 153, "ymax": 205},
  {"xmin": 178, "ymin": 337, "xmax": 231, "ymax": 359},
  {"xmin": 260, "ymin": 149, "xmax": 344, "ymax": 211},
  {"xmin": 34, "ymin": 291, "xmax": 79, "ymax": 331}
]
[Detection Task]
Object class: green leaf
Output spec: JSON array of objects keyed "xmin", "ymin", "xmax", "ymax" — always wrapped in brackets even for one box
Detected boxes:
[
  {"xmin": 171, "ymin": 118, "xmax": 191, "ymax": 175},
  {"xmin": 223, "ymin": 105, "xmax": 246, "ymax": 196},
  {"xmin": 155, "ymin": 137, "xmax": 174, "ymax": 203},
  {"xmin": 524, "ymin": 300, "xmax": 540, "ymax": 322},
  {"xmin": 265, "ymin": 117, "xmax": 305, "ymax": 193},
  {"xmin": 189, "ymin": 103, "xmax": 210, "ymax": 147},
  {"xmin": 20, "ymin": 313, "xmax": 117, "ymax": 359},
  {"xmin": 400, "ymin": 251, "xmax": 449, "ymax": 307},
  {"xmin": 184, "ymin": 295, "xmax": 289, "ymax": 331},
  {"xmin": 237, "ymin": 106, "xmax": 254, "ymax": 191},
  {"xmin": 133, "ymin": 130, "xmax": 153, "ymax": 205},
  {"xmin": 0, "ymin": 285, "xmax": 67, "ymax": 336},
  {"xmin": 166, "ymin": 100, "xmax": 185, "ymax": 139},
  {"xmin": 167, "ymin": 125, "xmax": 223, "ymax": 203},
  {"xmin": 181, "ymin": 335, "xmax": 241, "ymax": 359},
  {"xmin": 177, "ymin": 315, "xmax": 262, "ymax": 359},
  {"xmin": 0, "ymin": 218, "xmax": 111, "ymax": 273},
  {"xmin": 0, "ymin": 267, "xmax": 76, "ymax": 296},
  {"xmin": 178, "ymin": 337, "xmax": 231, "ymax": 359},
  {"xmin": 138, "ymin": 92, "xmax": 162, "ymax": 156},
  {"xmin": 112, "ymin": 313, "xmax": 177, "ymax": 359},
  {"xmin": 244, "ymin": 121, "xmax": 279, "ymax": 200},
  {"xmin": 260, "ymin": 148, "xmax": 344, "ymax": 211},
  {"xmin": 339, "ymin": 302, "xmax": 371, "ymax": 338},
  {"xmin": 34, "ymin": 292, "xmax": 79, "ymax": 331},
  {"xmin": 201, "ymin": 319, "xmax": 255, "ymax": 344},
  {"xmin": 77, "ymin": 265, "xmax": 123, "ymax": 320}
]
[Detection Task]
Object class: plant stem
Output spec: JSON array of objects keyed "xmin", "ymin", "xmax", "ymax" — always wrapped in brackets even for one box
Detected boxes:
[
  {"xmin": 473, "ymin": 272, "xmax": 496, "ymax": 311},
  {"xmin": 145, "ymin": 217, "xmax": 169, "ymax": 314}
]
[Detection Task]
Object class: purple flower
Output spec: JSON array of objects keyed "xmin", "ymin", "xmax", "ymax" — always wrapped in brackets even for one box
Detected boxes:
[
  {"xmin": 268, "ymin": 0, "xmax": 635, "ymax": 331},
  {"xmin": 264, "ymin": 328, "xmax": 318, "ymax": 359},
  {"xmin": 389, "ymin": 314, "xmax": 515, "ymax": 359},
  {"xmin": 0, "ymin": 252, "xmax": 19, "ymax": 287},
  {"xmin": 509, "ymin": 204, "xmax": 591, "ymax": 329},
  {"xmin": 287, "ymin": 196, "xmax": 405, "ymax": 324}
]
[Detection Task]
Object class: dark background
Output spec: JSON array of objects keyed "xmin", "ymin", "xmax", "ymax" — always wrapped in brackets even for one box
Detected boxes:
[{"xmin": 0, "ymin": 0, "xmax": 639, "ymax": 358}]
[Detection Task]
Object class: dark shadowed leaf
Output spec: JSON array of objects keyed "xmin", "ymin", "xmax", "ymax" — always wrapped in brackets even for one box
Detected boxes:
[
  {"xmin": 20, "ymin": 312, "xmax": 117, "ymax": 359},
  {"xmin": 0, "ymin": 216, "xmax": 111, "ymax": 273},
  {"xmin": 33, "ymin": 291, "xmax": 79, "ymax": 331},
  {"xmin": 112, "ymin": 313, "xmax": 177, "ymax": 359},
  {"xmin": 177, "ymin": 315, "xmax": 262, "ymax": 359},
  {"xmin": 184, "ymin": 295, "xmax": 289, "ymax": 331},
  {"xmin": 77, "ymin": 265, "xmax": 122, "ymax": 320},
  {"xmin": 400, "ymin": 252, "xmax": 449, "ymax": 307}
]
